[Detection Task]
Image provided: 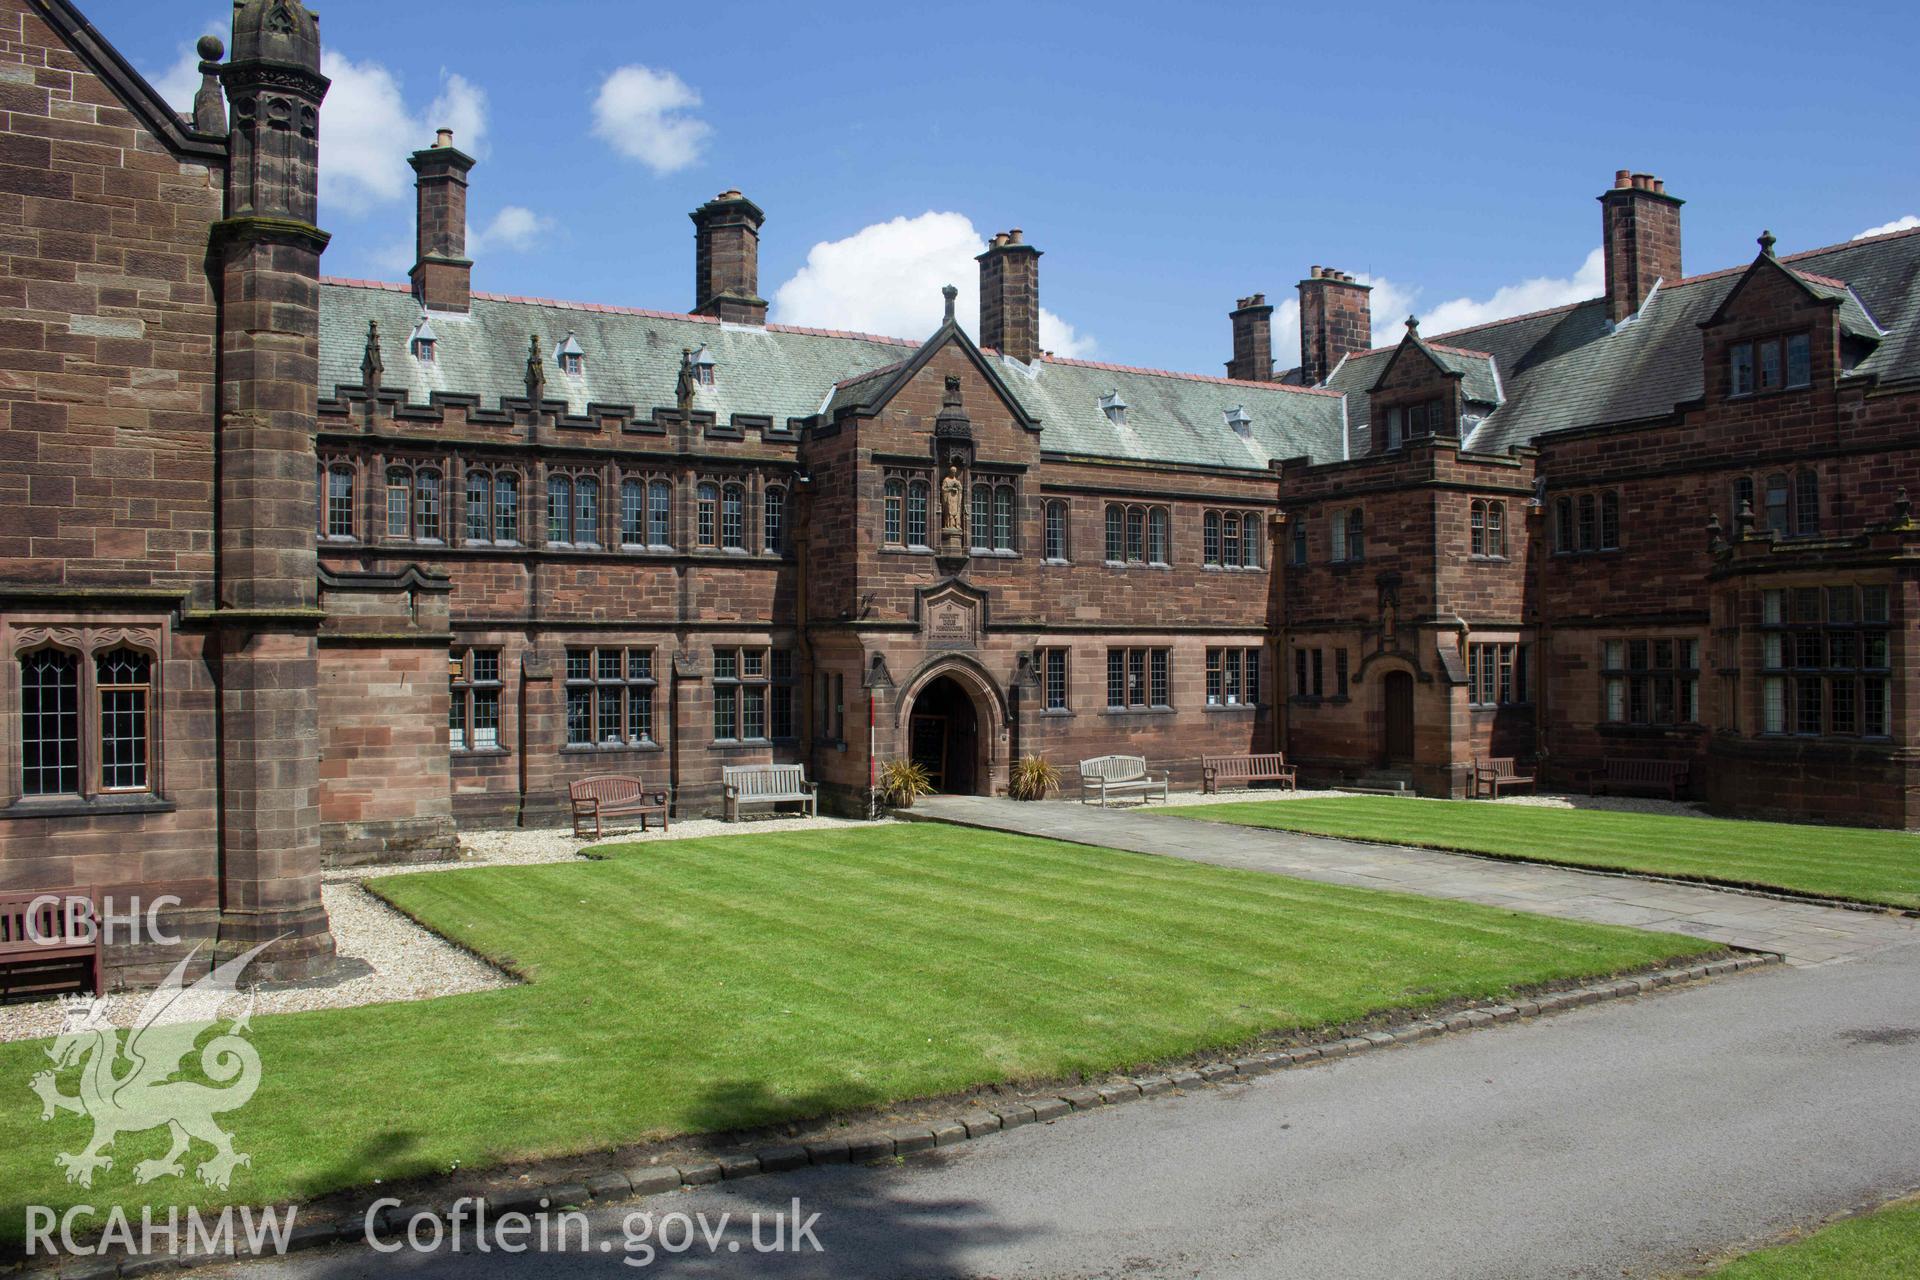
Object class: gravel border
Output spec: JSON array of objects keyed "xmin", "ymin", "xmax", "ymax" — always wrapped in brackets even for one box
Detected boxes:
[
  {"xmin": 27, "ymin": 951, "xmax": 1780, "ymax": 1276},
  {"xmin": 0, "ymin": 817, "xmax": 894, "ymax": 1043}
]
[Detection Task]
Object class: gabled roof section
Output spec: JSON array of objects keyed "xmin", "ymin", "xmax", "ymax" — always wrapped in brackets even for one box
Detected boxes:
[
  {"xmin": 825, "ymin": 312, "xmax": 1041, "ymax": 433},
  {"xmin": 1699, "ymin": 247, "xmax": 1855, "ymax": 331},
  {"xmin": 29, "ymin": 0, "xmax": 226, "ymax": 162},
  {"xmin": 1335, "ymin": 224, "xmax": 1920, "ymax": 460}
]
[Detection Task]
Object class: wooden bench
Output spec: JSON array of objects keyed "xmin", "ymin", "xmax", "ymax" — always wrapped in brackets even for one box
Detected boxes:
[
  {"xmin": 1595, "ymin": 757, "xmax": 1691, "ymax": 801},
  {"xmin": 569, "ymin": 775, "xmax": 670, "ymax": 838},
  {"xmin": 1078, "ymin": 755, "xmax": 1169, "ymax": 807},
  {"xmin": 1202, "ymin": 753, "xmax": 1297, "ymax": 794},
  {"xmin": 722, "ymin": 763, "xmax": 818, "ymax": 822},
  {"xmin": 1472, "ymin": 756, "xmax": 1536, "ymax": 799},
  {"xmin": 1, "ymin": 891, "xmax": 101, "ymax": 999}
]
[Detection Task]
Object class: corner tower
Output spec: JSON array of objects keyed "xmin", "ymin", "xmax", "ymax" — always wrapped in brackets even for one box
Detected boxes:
[{"xmin": 211, "ymin": 0, "xmax": 337, "ymax": 979}]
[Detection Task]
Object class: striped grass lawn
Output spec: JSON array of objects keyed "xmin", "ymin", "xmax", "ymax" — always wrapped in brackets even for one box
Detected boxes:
[
  {"xmin": 0, "ymin": 825, "xmax": 1712, "ymax": 1239},
  {"xmin": 1171, "ymin": 797, "xmax": 1920, "ymax": 910},
  {"xmin": 1704, "ymin": 1195, "xmax": 1920, "ymax": 1278}
]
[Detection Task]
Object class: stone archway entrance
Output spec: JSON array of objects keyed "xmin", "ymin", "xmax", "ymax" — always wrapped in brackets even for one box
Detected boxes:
[{"xmin": 907, "ymin": 675, "xmax": 979, "ymax": 794}]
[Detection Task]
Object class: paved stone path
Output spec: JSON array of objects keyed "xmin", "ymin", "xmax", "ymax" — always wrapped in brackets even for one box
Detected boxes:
[{"xmin": 915, "ymin": 795, "xmax": 1917, "ymax": 966}]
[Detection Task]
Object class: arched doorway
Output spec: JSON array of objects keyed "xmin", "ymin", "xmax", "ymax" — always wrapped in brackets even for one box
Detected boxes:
[
  {"xmin": 907, "ymin": 675, "xmax": 980, "ymax": 794},
  {"xmin": 1381, "ymin": 670, "xmax": 1415, "ymax": 766}
]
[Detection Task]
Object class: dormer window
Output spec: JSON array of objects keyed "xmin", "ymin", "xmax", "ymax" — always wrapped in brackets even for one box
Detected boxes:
[
  {"xmin": 1225, "ymin": 405, "xmax": 1252, "ymax": 436},
  {"xmin": 409, "ymin": 314, "xmax": 437, "ymax": 363},
  {"xmin": 1099, "ymin": 391, "xmax": 1127, "ymax": 426},
  {"xmin": 1728, "ymin": 332, "xmax": 1812, "ymax": 399},
  {"xmin": 689, "ymin": 344, "xmax": 716, "ymax": 386},
  {"xmin": 555, "ymin": 331, "xmax": 585, "ymax": 376}
]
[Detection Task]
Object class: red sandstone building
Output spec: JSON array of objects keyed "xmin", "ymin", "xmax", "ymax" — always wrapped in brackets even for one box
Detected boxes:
[{"xmin": 4, "ymin": 0, "xmax": 1918, "ymax": 984}]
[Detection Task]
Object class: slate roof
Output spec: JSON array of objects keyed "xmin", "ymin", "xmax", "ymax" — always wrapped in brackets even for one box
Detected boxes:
[
  {"xmin": 1332, "ymin": 227, "xmax": 1920, "ymax": 460},
  {"xmin": 318, "ymin": 280, "xmax": 1351, "ymax": 470}
]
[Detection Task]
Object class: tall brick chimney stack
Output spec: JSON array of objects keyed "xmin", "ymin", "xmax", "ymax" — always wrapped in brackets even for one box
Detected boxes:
[
  {"xmin": 409, "ymin": 129, "xmax": 476, "ymax": 312},
  {"xmin": 1297, "ymin": 267, "xmax": 1372, "ymax": 387},
  {"xmin": 1600, "ymin": 169, "xmax": 1683, "ymax": 324},
  {"xmin": 977, "ymin": 228, "xmax": 1042, "ymax": 363},
  {"xmin": 690, "ymin": 189, "xmax": 768, "ymax": 324},
  {"xmin": 1226, "ymin": 293, "xmax": 1275, "ymax": 381}
]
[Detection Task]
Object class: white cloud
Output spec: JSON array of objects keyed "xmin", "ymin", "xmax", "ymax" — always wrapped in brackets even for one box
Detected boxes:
[
  {"xmin": 770, "ymin": 211, "xmax": 1094, "ymax": 357},
  {"xmin": 147, "ymin": 37, "xmax": 495, "ymax": 218},
  {"xmin": 319, "ymin": 55, "xmax": 490, "ymax": 214},
  {"xmin": 467, "ymin": 205, "xmax": 553, "ymax": 255},
  {"xmin": 591, "ymin": 66, "xmax": 711, "ymax": 174},
  {"xmin": 1365, "ymin": 248, "xmax": 1605, "ymax": 347},
  {"xmin": 143, "ymin": 19, "xmax": 226, "ymax": 115},
  {"xmin": 1856, "ymin": 215, "xmax": 1920, "ymax": 240}
]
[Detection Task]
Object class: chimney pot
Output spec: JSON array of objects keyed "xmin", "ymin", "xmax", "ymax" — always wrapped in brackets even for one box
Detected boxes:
[
  {"xmin": 1600, "ymin": 168, "xmax": 1683, "ymax": 323},
  {"xmin": 690, "ymin": 189, "xmax": 768, "ymax": 324},
  {"xmin": 976, "ymin": 228, "xmax": 1042, "ymax": 362},
  {"xmin": 408, "ymin": 132, "xmax": 477, "ymax": 312},
  {"xmin": 1226, "ymin": 292, "xmax": 1276, "ymax": 382},
  {"xmin": 1296, "ymin": 265, "xmax": 1373, "ymax": 387}
]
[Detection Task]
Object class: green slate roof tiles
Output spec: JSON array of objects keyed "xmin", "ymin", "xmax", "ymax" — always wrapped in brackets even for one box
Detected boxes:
[{"xmin": 319, "ymin": 281, "xmax": 1351, "ymax": 470}]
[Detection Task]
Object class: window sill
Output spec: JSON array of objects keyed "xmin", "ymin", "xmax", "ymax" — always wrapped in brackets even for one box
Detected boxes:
[
  {"xmin": 1, "ymin": 794, "xmax": 176, "ymax": 821},
  {"xmin": 1726, "ymin": 383, "xmax": 1812, "ymax": 403},
  {"xmin": 1551, "ymin": 548, "xmax": 1623, "ymax": 557},
  {"xmin": 1203, "ymin": 702, "xmax": 1261, "ymax": 713},
  {"xmin": 1038, "ymin": 707, "xmax": 1073, "ymax": 717},
  {"xmin": 561, "ymin": 742, "xmax": 663, "ymax": 755},
  {"xmin": 1468, "ymin": 555, "xmax": 1510, "ymax": 564},
  {"xmin": 710, "ymin": 738, "xmax": 799, "ymax": 753},
  {"xmin": 1101, "ymin": 706, "xmax": 1174, "ymax": 717},
  {"xmin": 451, "ymin": 747, "xmax": 511, "ymax": 758},
  {"xmin": 1596, "ymin": 722, "xmax": 1704, "ymax": 736},
  {"xmin": 881, "ymin": 545, "xmax": 936, "ymax": 557},
  {"xmin": 1042, "ymin": 558, "xmax": 1070, "ymax": 567}
]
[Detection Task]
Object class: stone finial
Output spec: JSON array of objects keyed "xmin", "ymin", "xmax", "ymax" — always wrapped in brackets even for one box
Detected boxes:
[
  {"xmin": 1405, "ymin": 315, "xmax": 1420, "ymax": 337},
  {"xmin": 1758, "ymin": 229, "xmax": 1777, "ymax": 258},
  {"xmin": 524, "ymin": 334, "xmax": 545, "ymax": 402},
  {"xmin": 1895, "ymin": 486, "xmax": 1913, "ymax": 529},
  {"xmin": 1736, "ymin": 497, "xmax": 1756, "ymax": 540},
  {"xmin": 942, "ymin": 283, "xmax": 958, "ymax": 326},
  {"xmin": 1706, "ymin": 509, "xmax": 1724, "ymax": 554},
  {"xmin": 192, "ymin": 34, "xmax": 226, "ymax": 134},
  {"xmin": 675, "ymin": 347, "xmax": 696, "ymax": 416},
  {"xmin": 229, "ymin": 0, "xmax": 321, "ymax": 69},
  {"xmin": 360, "ymin": 319, "xmax": 383, "ymax": 391}
]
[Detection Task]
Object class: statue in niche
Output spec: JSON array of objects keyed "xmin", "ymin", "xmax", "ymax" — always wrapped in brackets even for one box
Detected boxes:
[{"xmin": 941, "ymin": 460, "xmax": 965, "ymax": 533}]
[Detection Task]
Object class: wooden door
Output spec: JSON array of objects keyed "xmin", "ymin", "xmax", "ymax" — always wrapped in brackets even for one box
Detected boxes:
[
  {"xmin": 909, "ymin": 714, "xmax": 948, "ymax": 791},
  {"xmin": 1383, "ymin": 671, "xmax": 1415, "ymax": 764}
]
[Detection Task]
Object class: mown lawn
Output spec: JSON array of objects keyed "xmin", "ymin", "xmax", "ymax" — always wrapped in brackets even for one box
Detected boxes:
[
  {"xmin": 1171, "ymin": 798, "xmax": 1920, "ymax": 910},
  {"xmin": 0, "ymin": 825, "xmax": 1712, "ymax": 1238},
  {"xmin": 1702, "ymin": 1196, "xmax": 1920, "ymax": 1278}
]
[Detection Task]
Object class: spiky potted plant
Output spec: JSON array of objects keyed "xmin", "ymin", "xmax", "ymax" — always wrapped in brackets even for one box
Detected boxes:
[
  {"xmin": 1008, "ymin": 753, "xmax": 1063, "ymax": 801},
  {"xmin": 877, "ymin": 758, "xmax": 934, "ymax": 811}
]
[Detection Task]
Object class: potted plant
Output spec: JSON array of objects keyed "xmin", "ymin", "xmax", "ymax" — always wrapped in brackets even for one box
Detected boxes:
[
  {"xmin": 877, "ymin": 758, "xmax": 934, "ymax": 810},
  {"xmin": 1009, "ymin": 754, "xmax": 1063, "ymax": 801}
]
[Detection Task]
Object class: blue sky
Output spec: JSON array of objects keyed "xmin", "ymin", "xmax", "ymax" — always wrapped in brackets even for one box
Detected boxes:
[{"xmin": 106, "ymin": 0, "xmax": 1920, "ymax": 374}]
